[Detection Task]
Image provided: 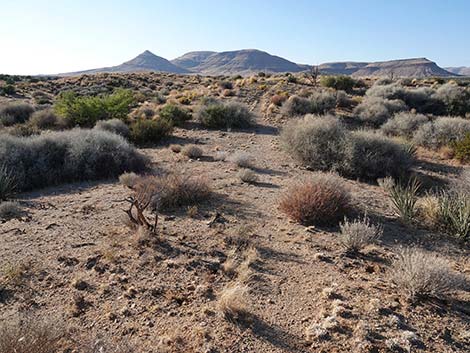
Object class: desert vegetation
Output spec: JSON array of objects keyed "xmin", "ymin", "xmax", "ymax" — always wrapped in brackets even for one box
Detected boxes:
[{"xmin": 1, "ymin": 71, "xmax": 470, "ymax": 352}]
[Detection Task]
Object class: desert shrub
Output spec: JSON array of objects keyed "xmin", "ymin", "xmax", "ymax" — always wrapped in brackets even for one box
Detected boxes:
[
  {"xmin": 0, "ymin": 201, "xmax": 23, "ymax": 221},
  {"xmin": 320, "ymin": 75, "xmax": 356, "ymax": 92},
  {"xmin": 281, "ymin": 115, "xmax": 348, "ymax": 172},
  {"xmin": 0, "ymin": 164, "xmax": 16, "ymax": 200},
  {"xmin": 381, "ymin": 112, "xmax": 429, "ymax": 139},
  {"xmin": 282, "ymin": 92, "xmax": 336, "ymax": 116},
  {"xmin": 54, "ymin": 89, "xmax": 135, "ymax": 127},
  {"xmin": 354, "ymin": 97, "xmax": 406, "ymax": 126},
  {"xmin": 197, "ymin": 100, "xmax": 255, "ymax": 129},
  {"xmin": 342, "ymin": 131, "xmax": 413, "ymax": 180},
  {"xmin": 335, "ymin": 91, "xmax": 353, "ymax": 109},
  {"xmin": 119, "ymin": 172, "xmax": 140, "ymax": 189},
  {"xmin": 0, "ymin": 102, "xmax": 34, "ymax": 126},
  {"xmin": 433, "ymin": 82, "xmax": 470, "ymax": 116},
  {"xmin": 228, "ymin": 151, "xmax": 255, "ymax": 169},
  {"xmin": 135, "ymin": 174, "xmax": 211, "ymax": 212},
  {"xmin": 452, "ymin": 133, "xmax": 470, "ymax": 163},
  {"xmin": 181, "ymin": 145, "xmax": 203, "ymax": 158},
  {"xmin": 129, "ymin": 118, "xmax": 173, "ymax": 145},
  {"xmin": 385, "ymin": 177, "xmax": 421, "ymax": 223},
  {"xmin": 238, "ymin": 169, "xmax": 258, "ymax": 184},
  {"xmin": 159, "ymin": 104, "xmax": 191, "ymax": 127},
  {"xmin": 339, "ymin": 215, "xmax": 383, "ymax": 253},
  {"xmin": 94, "ymin": 119, "xmax": 130, "ymax": 138},
  {"xmin": 0, "ymin": 84, "xmax": 15, "ymax": 96},
  {"xmin": 29, "ymin": 109, "xmax": 63, "ymax": 130},
  {"xmin": 219, "ymin": 81, "xmax": 233, "ymax": 90},
  {"xmin": 391, "ymin": 248, "xmax": 467, "ymax": 301},
  {"xmin": 366, "ymin": 82, "xmax": 404, "ymax": 100},
  {"xmin": 271, "ymin": 94, "xmax": 287, "ymax": 106},
  {"xmin": 0, "ymin": 318, "xmax": 63, "ymax": 353},
  {"xmin": 0, "ymin": 129, "xmax": 148, "ymax": 191},
  {"xmin": 413, "ymin": 117, "xmax": 470, "ymax": 150},
  {"xmin": 279, "ymin": 172, "xmax": 351, "ymax": 226}
]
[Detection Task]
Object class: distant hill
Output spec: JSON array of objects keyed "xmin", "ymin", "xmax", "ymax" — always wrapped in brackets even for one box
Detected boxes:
[
  {"xmin": 58, "ymin": 49, "xmax": 460, "ymax": 78},
  {"xmin": 320, "ymin": 58, "xmax": 455, "ymax": 78},
  {"xmin": 60, "ymin": 50, "xmax": 189, "ymax": 76},
  {"xmin": 172, "ymin": 49, "xmax": 306, "ymax": 75},
  {"xmin": 445, "ymin": 67, "xmax": 470, "ymax": 76}
]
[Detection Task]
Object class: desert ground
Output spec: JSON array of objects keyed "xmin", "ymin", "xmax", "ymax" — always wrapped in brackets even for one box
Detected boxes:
[{"xmin": 1, "ymin": 72, "xmax": 470, "ymax": 353}]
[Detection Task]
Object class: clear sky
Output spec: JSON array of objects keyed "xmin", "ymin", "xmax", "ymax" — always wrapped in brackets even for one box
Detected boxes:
[{"xmin": 0, "ymin": 0, "xmax": 469, "ymax": 75}]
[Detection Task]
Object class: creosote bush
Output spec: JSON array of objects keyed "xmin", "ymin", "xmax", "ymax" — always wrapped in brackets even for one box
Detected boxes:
[
  {"xmin": 339, "ymin": 216, "xmax": 383, "ymax": 253},
  {"xmin": 320, "ymin": 75, "xmax": 356, "ymax": 92},
  {"xmin": 279, "ymin": 172, "xmax": 351, "ymax": 226},
  {"xmin": 54, "ymin": 88, "xmax": 135, "ymax": 127},
  {"xmin": 197, "ymin": 100, "xmax": 255, "ymax": 129},
  {"xmin": 129, "ymin": 118, "xmax": 173, "ymax": 145},
  {"xmin": 0, "ymin": 129, "xmax": 148, "ymax": 191},
  {"xmin": 94, "ymin": 118, "xmax": 130, "ymax": 138},
  {"xmin": 381, "ymin": 112, "xmax": 429, "ymax": 139},
  {"xmin": 0, "ymin": 102, "xmax": 34, "ymax": 126},
  {"xmin": 391, "ymin": 248, "xmax": 467, "ymax": 301},
  {"xmin": 159, "ymin": 103, "xmax": 191, "ymax": 127}
]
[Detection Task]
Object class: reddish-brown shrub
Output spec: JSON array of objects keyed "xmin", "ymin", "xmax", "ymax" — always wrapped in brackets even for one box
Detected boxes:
[
  {"xmin": 279, "ymin": 173, "xmax": 351, "ymax": 226},
  {"xmin": 271, "ymin": 94, "xmax": 287, "ymax": 106}
]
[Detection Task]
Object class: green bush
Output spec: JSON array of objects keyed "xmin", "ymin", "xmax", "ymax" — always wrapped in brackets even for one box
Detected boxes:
[
  {"xmin": 453, "ymin": 133, "xmax": 470, "ymax": 163},
  {"xmin": 54, "ymin": 89, "xmax": 135, "ymax": 127},
  {"xmin": 159, "ymin": 104, "xmax": 191, "ymax": 127},
  {"xmin": 0, "ymin": 102, "xmax": 34, "ymax": 126},
  {"xmin": 130, "ymin": 118, "xmax": 173, "ymax": 145},
  {"xmin": 0, "ymin": 129, "xmax": 148, "ymax": 191},
  {"xmin": 197, "ymin": 100, "xmax": 255, "ymax": 129},
  {"xmin": 0, "ymin": 84, "xmax": 15, "ymax": 96},
  {"xmin": 320, "ymin": 75, "xmax": 356, "ymax": 92}
]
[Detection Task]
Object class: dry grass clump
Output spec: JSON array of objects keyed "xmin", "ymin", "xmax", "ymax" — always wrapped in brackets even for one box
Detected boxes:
[
  {"xmin": 339, "ymin": 216, "xmax": 383, "ymax": 253},
  {"xmin": 218, "ymin": 284, "xmax": 250, "ymax": 322},
  {"xmin": 0, "ymin": 317, "xmax": 63, "ymax": 353},
  {"xmin": 279, "ymin": 173, "xmax": 351, "ymax": 226},
  {"xmin": 381, "ymin": 112, "xmax": 429, "ymax": 139},
  {"xmin": 237, "ymin": 169, "xmax": 258, "ymax": 184},
  {"xmin": 133, "ymin": 174, "xmax": 211, "ymax": 212},
  {"xmin": 94, "ymin": 118, "xmax": 130, "ymax": 138},
  {"xmin": 181, "ymin": 145, "xmax": 203, "ymax": 159},
  {"xmin": 390, "ymin": 248, "xmax": 468, "ymax": 301},
  {"xmin": 228, "ymin": 151, "xmax": 255, "ymax": 169}
]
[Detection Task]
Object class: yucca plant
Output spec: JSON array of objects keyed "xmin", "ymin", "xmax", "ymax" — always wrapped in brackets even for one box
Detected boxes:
[
  {"xmin": 0, "ymin": 164, "xmax": 16, "ymax": 200},
  {"xmin": 438, "ymin": 191, "xmax": 470, "ymax": 241},
  {"xmin": 388, "ymin": 177, "xmax": 421, "ymax": 223}
]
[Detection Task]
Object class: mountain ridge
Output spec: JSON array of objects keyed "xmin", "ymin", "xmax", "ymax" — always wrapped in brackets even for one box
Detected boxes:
[{"xmin": 58, "ymin": 49, "xmax": 458, "ymax": 78}]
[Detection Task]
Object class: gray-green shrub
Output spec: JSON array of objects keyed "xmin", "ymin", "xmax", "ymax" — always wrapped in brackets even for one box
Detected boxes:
[
  {"xmin": 413, "ymin": 117, "xmax": 470, "ymax": 150},
  {"xmin": 0, "ymin": 102, "xmax": 34, "ymax": 126},
  {"xmin": 381, "ymin": 112, "xmax": 429, "ymax": 139},
  {"xmin": 94, "ymin": 118, "xmax": 130, "ymax": 138},
  {"xmin": 354, "ymin": 97, "xmax": 406, "ymax": 126},
  {"xmin": 432, "ymin": 82, "xmax": 470, "ymax": 116},
  {"xmin": 197, "ymin": 100, "xmax": 255, "ymax": 129},
  {"xmin": 0, "ymin": 129, "xmax": 148, "ymax": 191},
  {"xmin": 282, "ymin": 92, "xmax": 336, "ymax": 116},
  {"xmin": 29, "ymin": 109, "xmax": 62, "ymax": 130}
]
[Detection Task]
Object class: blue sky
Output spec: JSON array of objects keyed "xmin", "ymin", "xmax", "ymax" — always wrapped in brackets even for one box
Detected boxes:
[{"xmin": 0, "ymin": 0, "xmax": 469, "ymax": 74}]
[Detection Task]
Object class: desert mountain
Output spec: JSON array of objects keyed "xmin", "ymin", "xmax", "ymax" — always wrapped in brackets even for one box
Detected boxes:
[
  {"xmin": 445, "ymin": 66, "xmax": 470, "ymax": 76},
  {"xmin": 320, "ymin": 58, "xmax": 455, "ymax": 78},
  {"xmin": 59, "ymin": 50, "xmax": 189, "ymax": 76},
  {"xmin": 172, "ymin": 49, "xmax": 306, "ymax": 75},
  {"xmin": 59, "ymin": 50, "xmax": 458, "ymax": 78}
]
